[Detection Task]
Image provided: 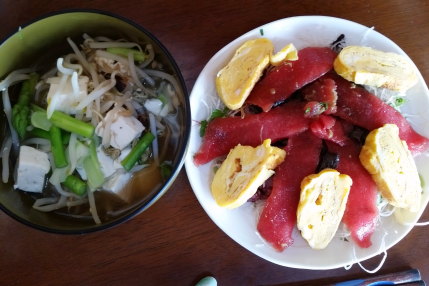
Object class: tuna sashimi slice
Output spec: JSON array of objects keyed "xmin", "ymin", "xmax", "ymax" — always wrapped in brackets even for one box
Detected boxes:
[
  {"xmin": 303, "ymin": 77, "xmax": 338, "ymax": 116},
  {"xmin": 257, "ymin": 131, "xmax": 322, "ymax": 251},
  {"xmin": 310, "ymin": 115, "xmax": 350, "ymax": 146},
  {"xmin": 328, "ymin": 73, "xmax": 429, "ymax": 154},
  {"xmin": 326, "ymin": 141, "xmax": 378, "ymax": 248},
  {"xmin": 194, "ymin": 101, "xmax": 310, "ymax": 165},
  {"xmin": 246, "ymin": 47, "xmax": 337, "ymax": 112}
]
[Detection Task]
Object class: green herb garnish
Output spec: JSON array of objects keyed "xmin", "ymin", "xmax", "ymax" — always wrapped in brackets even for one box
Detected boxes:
[{"xmin": 199, "ymin": 107, "xmax": 229, "ymax": 137}]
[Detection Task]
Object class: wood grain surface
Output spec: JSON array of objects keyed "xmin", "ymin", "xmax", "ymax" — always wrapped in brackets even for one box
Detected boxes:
[{"xmin": 0, "ymin": 1, "xmax": 428, "ymax": 285}]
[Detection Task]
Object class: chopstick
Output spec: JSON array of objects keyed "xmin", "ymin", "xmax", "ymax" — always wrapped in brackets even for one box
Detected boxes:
[{"xmin": 331, "ymin": 269, "xmax": 423, "ymax": 286}]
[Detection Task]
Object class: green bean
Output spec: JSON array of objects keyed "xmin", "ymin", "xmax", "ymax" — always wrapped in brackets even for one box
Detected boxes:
[
  {"xmin": 49, "ymin": 125, "xmax": 68, "ymax": 168},
  {"xmin": 121, "ymin": 132, "xmax": 155, "ymax": 172},
  {"xmin": 49, "ymin": 110, "xmax": 94, "ymax": 138},
  {"xmin": 106, "ymin": 47, "xmax": 146, "ymax": 62},
  {"xmin": 63, "ymin": 175, "xmax": 87, "ymax": 196}
]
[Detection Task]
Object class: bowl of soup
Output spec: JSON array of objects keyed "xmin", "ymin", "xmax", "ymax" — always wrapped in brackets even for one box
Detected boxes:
[{"xmin": 0, "ymin": 10, "xmax": 191, "ymax": 233}]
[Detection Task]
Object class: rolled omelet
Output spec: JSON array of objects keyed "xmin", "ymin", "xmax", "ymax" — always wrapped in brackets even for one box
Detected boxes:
[
  {"xmin": 297, "ymin": 169, "xmax": 352, "ymax": 250},
  {"xmin": 334, "ymin": 46, "xmax": 418, "ymax": 92},
  {"xmin": 211, "ymin": 139, "xmax": 285, "ymax": 209},
  {"xmin": 216, "ymin": 38, "xmax": 297, "ymax": 110},
  {"xmin": 359, "ymin": 124, "xmax": 422, "ymax": 212}
]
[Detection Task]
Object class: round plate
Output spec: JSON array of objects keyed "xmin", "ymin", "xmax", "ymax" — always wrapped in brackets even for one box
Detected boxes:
[{"xmin": 184, "ymin": 16, "xmax": 429, "ymax": 269}]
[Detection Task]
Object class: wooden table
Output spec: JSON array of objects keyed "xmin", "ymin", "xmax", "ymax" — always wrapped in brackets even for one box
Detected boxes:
[{"xmin": 1, "ymin": 1, "xmax": 428, "ymax": 285}]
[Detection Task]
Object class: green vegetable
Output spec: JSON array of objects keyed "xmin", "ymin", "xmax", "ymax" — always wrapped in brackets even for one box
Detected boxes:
[
  {"xmin": 199, "ymin": 108, "xmax": 229, "ymax": 137},
  {"xmin": 11, "ymin": 73, "xmax": 39, "ymax": 139},
  {"xmin": 106, "ymin": 47, "xmax": 146, "ymax": 62},
  {"xmin": 31, "ymin": 110, "xmax": 52, "ymax": 131},
  {"xmin": 49, "ymin": 125, "xmax": 68, "ymax": 168},
  {"xmin": 121, "ymin": 132, "xmax": 155, "ymax": 171},
  {"xmin": 29, "ymin": 128, "xmax": 50, "ymax": 140},
  {"xmin": 83, "ymin": 139, "xmax": 104, "ymax": 189},
  {"xmin": 394, "ymin": 97, "xmax": 405, "ymax": 107},
  {"xmin": 29, "ymin": 127, "xmax": 70, "ymax": 145},
  {"xmin": 63, "ymin": 175, "xmax": 87, "ymax": 196},
  {"xmin": 160, "ymin": 162, "xmax": 172, "ymax": 179},
  {"xmin": 49, "ymin": 110, "xmax": 94, "ymax": 138},
  {"xmin": 199, "ymin": 120, "xmax": 208, "ymax": 137}
]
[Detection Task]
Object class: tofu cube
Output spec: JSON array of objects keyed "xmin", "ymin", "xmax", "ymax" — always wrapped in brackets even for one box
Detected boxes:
[
  {"xmin": 103, "ymin": 171, "xmax": 132, "ymax": 202},
  {"xmin": 96, "ymin": 112, "xmax": 145, "ymax": 150},
  {"xmin": 14, "ymin": 146, "xmax": 50, "ymax": 193}
]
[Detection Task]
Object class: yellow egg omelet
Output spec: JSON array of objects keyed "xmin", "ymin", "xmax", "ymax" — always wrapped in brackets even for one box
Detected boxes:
[
  {"xmin": 359, "ymin": 124, "xmax": 422, "ymax": 212},
  {"xmin": 334, "ymin": 46, "xmax": 418, "ymax": 92},
  {"xmin": 216, "ymin": 38, "xmax": 297, "ymax": 110},
  {"xmin": 297, "ymin": 169, "xmax": 352, "ymax": 250},
  {"xmin": 211, "ymin": 139, "xmax": 285, "ymax": 209}
]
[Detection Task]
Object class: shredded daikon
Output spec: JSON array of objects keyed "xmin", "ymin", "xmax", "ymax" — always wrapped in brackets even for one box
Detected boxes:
[{"xmin": 344, "ymin": 231, "xmax": 388, "ymax": 273}]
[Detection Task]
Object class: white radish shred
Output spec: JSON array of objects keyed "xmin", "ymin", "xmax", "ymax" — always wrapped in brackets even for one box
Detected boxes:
[{"xmin": 1, "ymin": 137, "xmax": 12, "ymax": 183}]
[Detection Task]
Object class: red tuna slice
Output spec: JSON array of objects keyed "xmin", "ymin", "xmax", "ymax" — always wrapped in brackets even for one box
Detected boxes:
[
  {"xmin": 328, "ymin": 73, "xmax": 429, "ymax": 154},
  {"xmin": 246, "ymin": 47, "xmax": 337, "ymax": 112},
  {"xmin": 326, "ymin": 141, "xmax": 378, "ymax": 248},
  {"xmin": 257, "ymin": 131, "xmax": 322, "ymax": 251},
  {"xmin": 194, "ymin": 101, "xmax": 310, "ymax": 165},
  {"xmin": 310, "ymin": 115, "xmax": 350, "ymax": 146},
  {"xmin": 302, "ymin": 77, "xmax": 338, "ymax": 116}
]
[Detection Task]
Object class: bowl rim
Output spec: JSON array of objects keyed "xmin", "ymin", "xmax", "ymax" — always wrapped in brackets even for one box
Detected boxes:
[{"xmin": 0, "ymin": 8, "xmax": 191, "ymax": 235}]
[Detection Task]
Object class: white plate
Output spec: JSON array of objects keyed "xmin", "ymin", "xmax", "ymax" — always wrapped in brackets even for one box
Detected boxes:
[{"xmin": 184, "ymin": 16, "xmax": 429, "ymax": 269}]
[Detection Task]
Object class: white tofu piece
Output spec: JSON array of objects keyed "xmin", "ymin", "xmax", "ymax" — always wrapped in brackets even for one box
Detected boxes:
[
  {"xmin": 46, "ymin": 75, "xmax": 89, "ymax": 115},
  {"xmin": 14, "ymin": 146, "xmax": 50, "ymax": 193},
  {"xmin": 102, "ymin": 170, "xmax": 132, "ymax": 201},
  {"xmin": 96, "ymin": 111, "xmax": 145, "ymax": 150}
]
